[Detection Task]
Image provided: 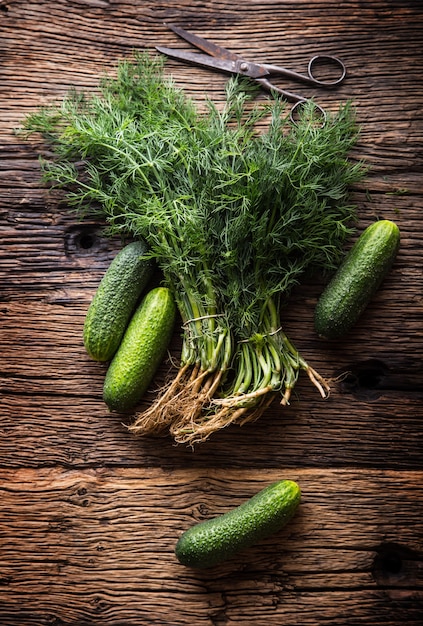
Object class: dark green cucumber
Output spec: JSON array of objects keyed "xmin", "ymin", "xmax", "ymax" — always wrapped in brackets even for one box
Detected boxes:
[
  {"xmin": 83, "ymin": 240, "xmax": 154, "ymax": 362},
  {"xmin": 103, "ymin": 287, "xmax": 176, "ymax": 412},
  {"xmin": 175, "ymin": 480, "xmax": 301, "ymax": 569},
  {"xmin": 314, "ymin": 219, "xmax": 400, "ymax": 339}
]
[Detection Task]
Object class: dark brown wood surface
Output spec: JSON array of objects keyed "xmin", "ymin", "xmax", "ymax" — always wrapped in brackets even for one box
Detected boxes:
[{"xmin": 1, "ymin": 1, "xmax": 422, "ymax": 624}]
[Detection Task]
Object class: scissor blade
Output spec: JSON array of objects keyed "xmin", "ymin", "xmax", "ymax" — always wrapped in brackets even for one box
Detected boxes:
[
  {"xmin": 155, "ymin": 46, "xmax": 269, "ymax": 80},
  {"xmin": 164, "ymin": 23, "xmax": 240, "ymax": 61},
  {"xmin": 156, "ymin": 47, "xmax": 237, "ymax": 74}
]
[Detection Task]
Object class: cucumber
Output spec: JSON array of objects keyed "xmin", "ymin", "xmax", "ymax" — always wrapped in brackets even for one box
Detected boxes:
[
  {"xmin": 175, "ymin": 480, "xmax": 301, "ymax": 569},
  {"xmin": 103, "ymin": 287, "xmax": 176, "ymax": 412},
  {"xmin": 314, "ymin": 219, "xmax": 400, "ymax": 339},
  {"xmin": 83, "ymin": 240, "xmax": 154, "ymax": 362}
]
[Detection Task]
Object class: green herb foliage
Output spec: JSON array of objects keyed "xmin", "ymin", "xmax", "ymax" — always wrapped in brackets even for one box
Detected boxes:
[{"xmin": 23, "ymin": 53, "xmax": 364, "ymax": 444}]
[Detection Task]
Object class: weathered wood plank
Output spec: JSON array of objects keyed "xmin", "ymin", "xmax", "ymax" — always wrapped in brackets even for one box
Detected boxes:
[
  {"xmin": 0, "ymin": 291, "xmax": 422, "ymax": 469},
  {"xmin": 2, "ymin": 388, "xmax": 423, "ymax": 470},
  {"xmin": 1, "ymin": 1, "xmax": 423, "ymax": 142},
  {"xmin": 1, "ymin": 1, "xmax": 422, "ymax": 624},
  {"xmin": 0, "ymin": 467, "xmax": 422, "ymax": 625}
]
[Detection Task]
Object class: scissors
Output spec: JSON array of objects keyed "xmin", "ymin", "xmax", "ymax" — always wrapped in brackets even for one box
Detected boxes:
[{"xmin": 156, "ymin": 24, "xmax": 346, "ymax": 122}]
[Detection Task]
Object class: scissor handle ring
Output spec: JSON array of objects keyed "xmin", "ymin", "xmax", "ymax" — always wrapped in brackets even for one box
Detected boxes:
[
  {"xmin": 308, "ymin": 55, "xmax": 346, "ymax": 86},
  {"xmin": 290, "ymin": 100, "xmax": 327, "ymax": 126}
]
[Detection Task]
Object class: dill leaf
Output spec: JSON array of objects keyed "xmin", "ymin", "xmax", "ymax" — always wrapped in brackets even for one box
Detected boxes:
[{"xmin": 23, "ymin": 52, "xmax": 365, "ymax": 444}]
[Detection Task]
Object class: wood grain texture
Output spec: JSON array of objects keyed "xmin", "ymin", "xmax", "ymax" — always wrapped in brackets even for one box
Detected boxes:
[
  {"xmin": 1, "ymin": 0, "xmax": 422, "ymax": 624},
  {"xmin": 0, "ymin": 468, "xmax": 422, "ymax": 625}
]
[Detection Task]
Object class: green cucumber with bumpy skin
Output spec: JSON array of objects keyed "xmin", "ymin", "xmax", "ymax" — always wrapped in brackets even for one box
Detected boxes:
[
  {"xmin": 83, "ymin": 240, "xmax": 154, "ymax": 362},
  {"xmin": 103, "ymin": 287, "xmax": 176, "ymax": 412},
  {"xmin": 175, "ymin": 480, "xmax": 301, "ymax": 569},
  {"xmin": 314, "ymin": 219, "xmax": 400, "ymax": 339}
]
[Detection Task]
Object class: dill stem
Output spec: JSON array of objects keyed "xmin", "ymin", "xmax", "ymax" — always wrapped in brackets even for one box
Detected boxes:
[
  {"xmin": 21, "ymin": 53, "xmax": 363, "ymax": 442},
  {"xmin": 232, "ymin": 342, "xmax": 253, "ymax": 395}
]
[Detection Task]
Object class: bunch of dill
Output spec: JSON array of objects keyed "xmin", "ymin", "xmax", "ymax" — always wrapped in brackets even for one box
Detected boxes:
[{"xmin": 23, "ymin": 53, "xmax": 364, "ymax": 445}]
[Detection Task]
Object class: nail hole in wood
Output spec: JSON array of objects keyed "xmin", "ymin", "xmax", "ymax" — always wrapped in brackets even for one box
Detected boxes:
[
  {"xmin": 372, "ymin": 542, "xmax": 420, "ymax": 586},
  {"xmin": 338, "ymin": 359, "xmax": 388, "ymax": 399},
  {"xmin": 64, "ymin": 226, "xmax": 101, "ymax": 256}
]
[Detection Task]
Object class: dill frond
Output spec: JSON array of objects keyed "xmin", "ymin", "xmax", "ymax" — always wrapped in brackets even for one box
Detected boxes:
[{"xmin": 22, "ymin": 52, "xmax": 365, "ymax": 444}]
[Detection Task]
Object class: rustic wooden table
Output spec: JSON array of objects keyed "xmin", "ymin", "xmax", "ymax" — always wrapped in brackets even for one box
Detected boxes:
[{"xmin": 1, "ymin": 1, "xmax": 422, "ymax": 624}]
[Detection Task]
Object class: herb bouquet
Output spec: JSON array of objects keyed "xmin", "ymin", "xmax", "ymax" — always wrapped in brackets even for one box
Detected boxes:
[{"xmin": 23, "ymin": 53, "xmax": 364, "ymax": 445}]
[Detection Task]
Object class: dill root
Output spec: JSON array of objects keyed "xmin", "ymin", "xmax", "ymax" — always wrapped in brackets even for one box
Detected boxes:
[{"xmin": 22, "ymin": 52, "xmax": 364, "ymax": 445}]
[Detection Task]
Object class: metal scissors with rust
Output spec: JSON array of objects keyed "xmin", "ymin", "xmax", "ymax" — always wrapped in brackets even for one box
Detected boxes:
[{"xmin": 156, "ymin": 24, "xmax": 346, "ymax": 122}]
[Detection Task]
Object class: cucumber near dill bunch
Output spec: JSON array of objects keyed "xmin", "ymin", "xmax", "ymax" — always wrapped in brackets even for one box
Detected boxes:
[{"xmin": 23, "ymin": 52, "xmax": 365, "ymax": 445}]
